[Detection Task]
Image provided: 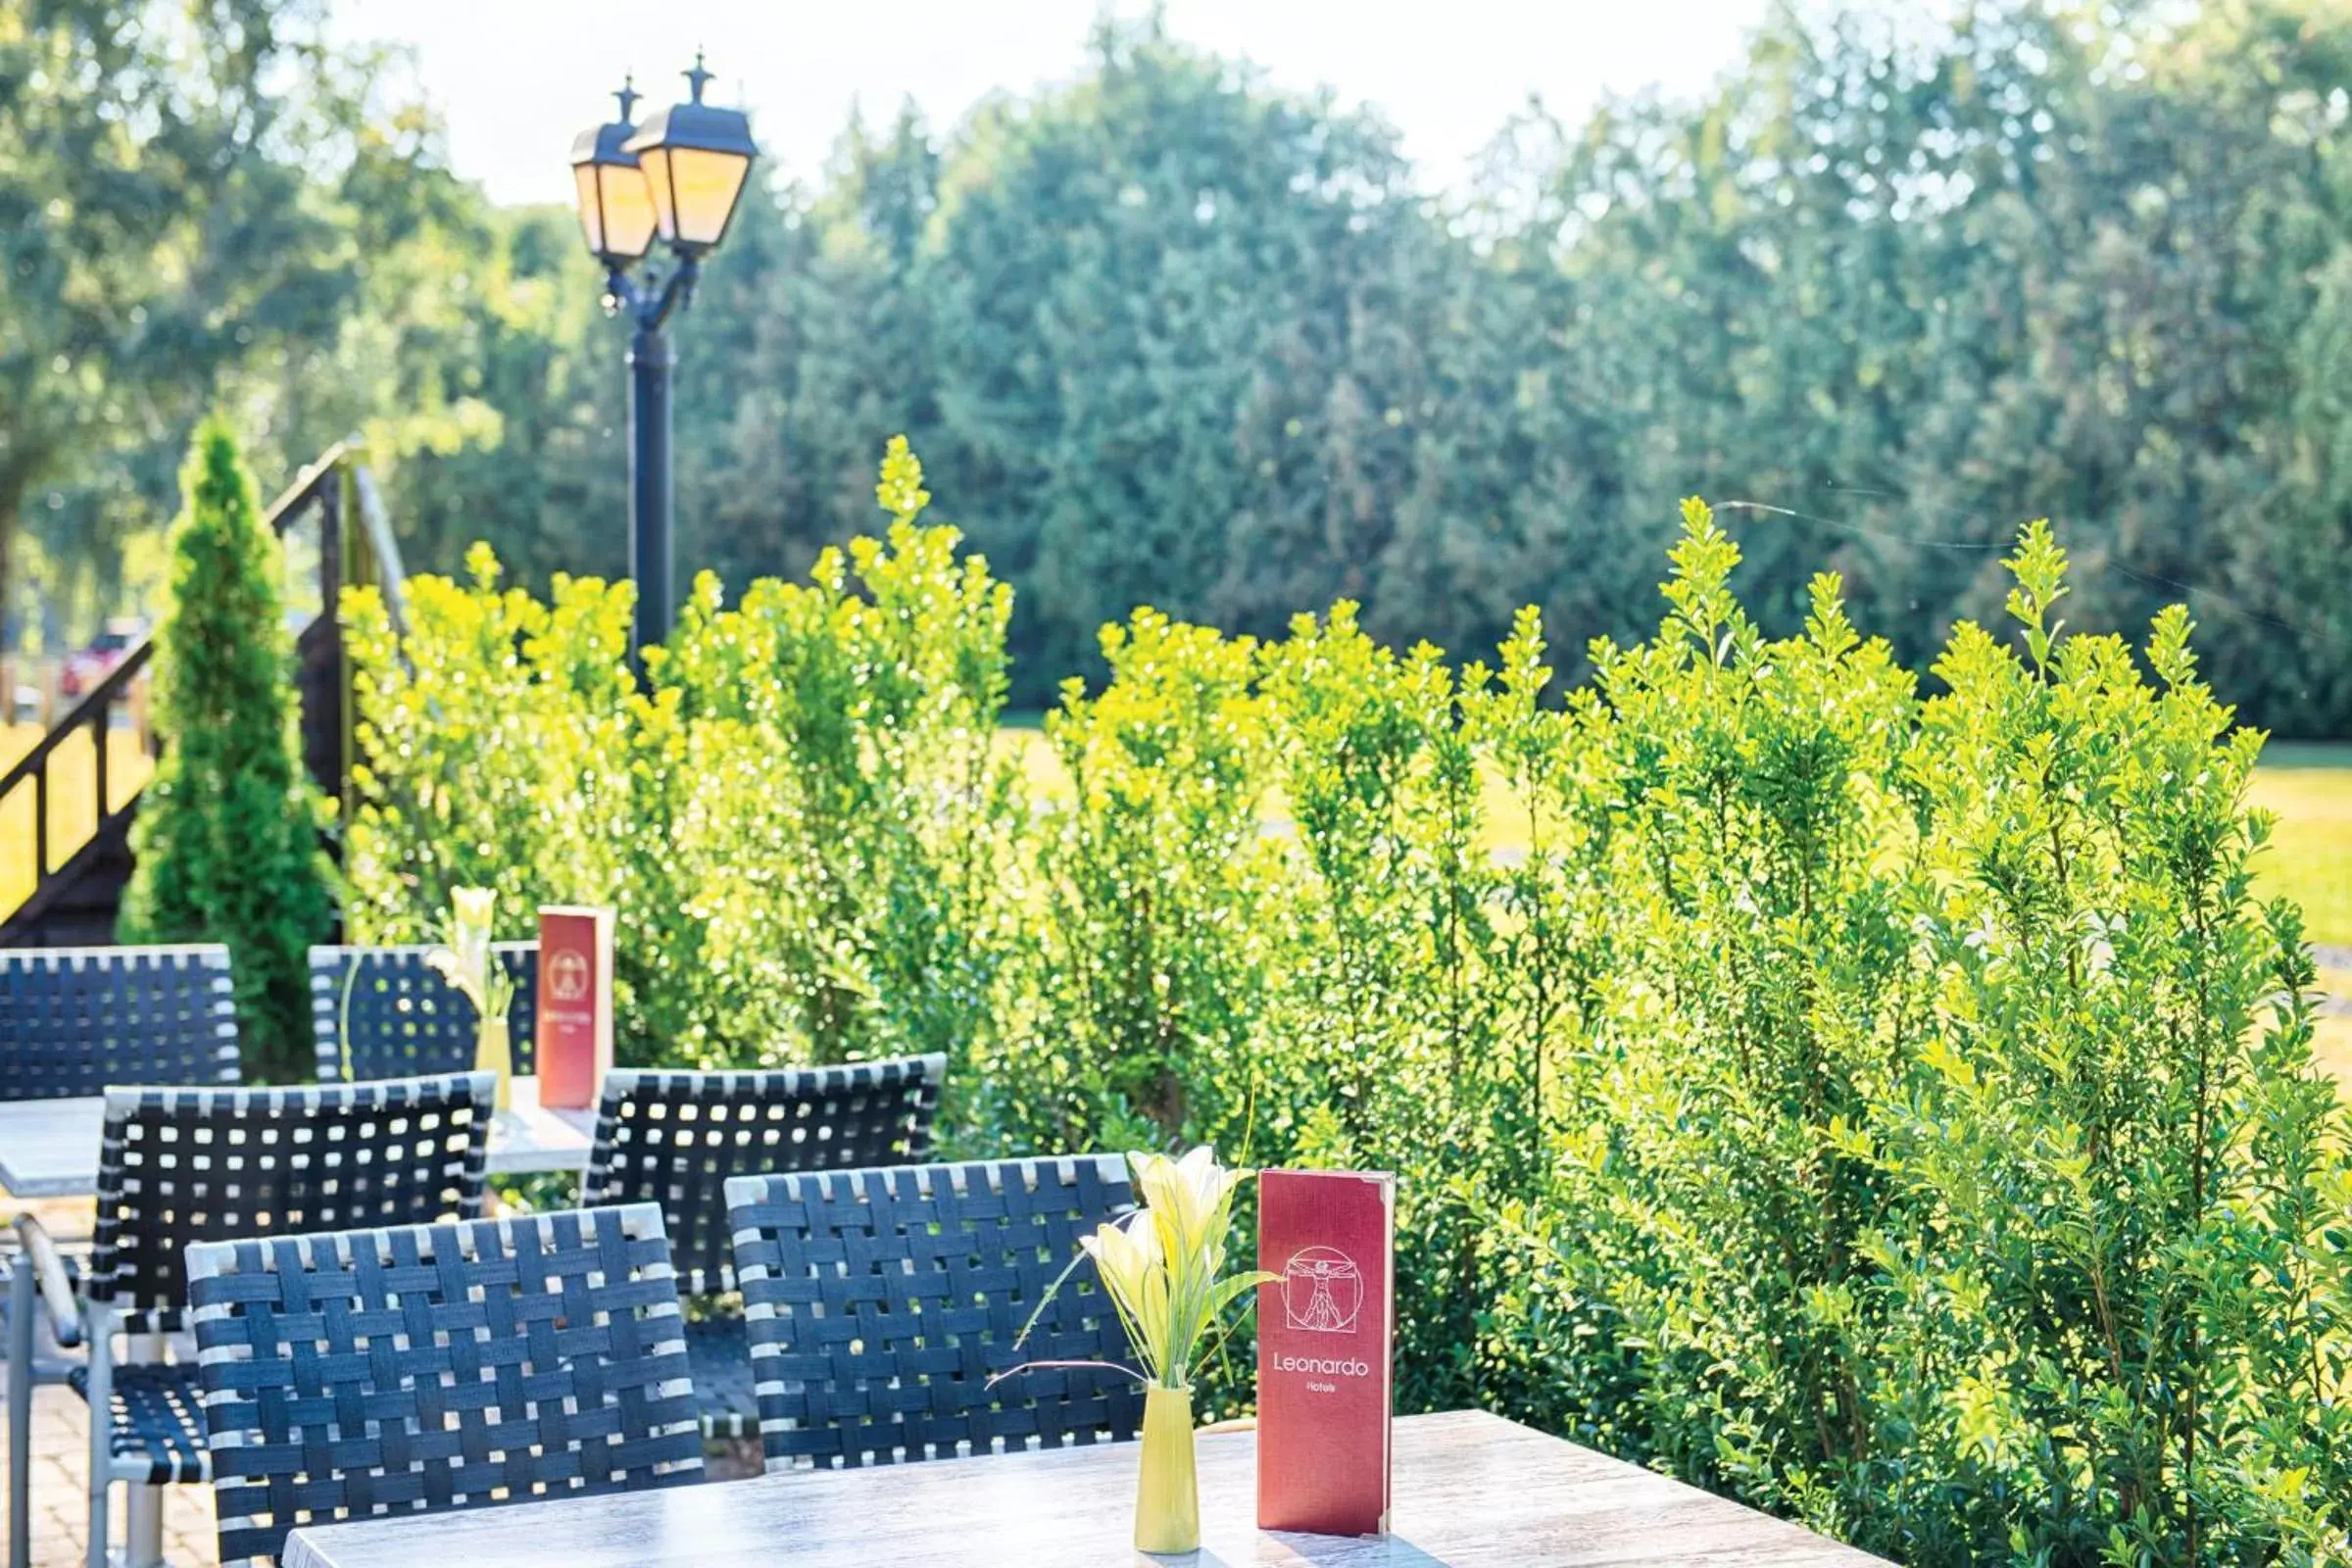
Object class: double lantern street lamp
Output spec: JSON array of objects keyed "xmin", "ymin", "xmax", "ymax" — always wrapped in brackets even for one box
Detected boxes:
[{"xmin": 568, "ymin": 56, "xmax": 758, "ymax": 658}]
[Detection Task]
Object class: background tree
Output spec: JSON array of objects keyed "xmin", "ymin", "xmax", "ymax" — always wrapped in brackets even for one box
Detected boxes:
[
  {"xmin": 120, "ymin": 417, "xmax": 333, "ymax": 1081},
  {"xmin": 11, "ymin": 1, "xmax": 2352, "ymax": 738},
  {"xmin": 918, "ymin": 21, "xmax": 1437, "ymax": 680},
  {"xmin": 1, "ymin": 0, "xmax": 360, "ymax": 641}
]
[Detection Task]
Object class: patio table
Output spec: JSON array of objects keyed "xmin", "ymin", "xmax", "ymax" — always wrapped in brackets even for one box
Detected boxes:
[
  {"xmin": 279, "ymin": 1408, "xmax": 1886, "ymax": 1567},
  {"xmin": 0, "ymin": 1075, "xmax": 595, "ymax": 1199}
]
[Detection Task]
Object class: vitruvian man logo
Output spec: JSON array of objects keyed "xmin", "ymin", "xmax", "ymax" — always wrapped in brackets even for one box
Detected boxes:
[
  {"xmin": 548, "ymin": 950, "xmax": 591, "ymax": 1004},
  {"xmin": 1281, "ymin": 1246, "xmax": 1362, "ymax": 1334}
]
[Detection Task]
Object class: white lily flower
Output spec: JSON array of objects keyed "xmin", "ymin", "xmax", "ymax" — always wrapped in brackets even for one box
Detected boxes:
[
  {"xmin": 423, "ymin": 945, "xmax": 464, "ymax": 990},
  {"xmin": 425, "ymin": 886, "xmax": 514, "ymax": 1022},
  {"xmin": 1006, "ymin": 1146, "xmax": 1273, "ymax": 1396},
  {"xmin": 451, "ymin": 885, "xmax": 497, "ymax": 932},
  {"xmin": 1081, "ymin": 1207, "xmax": 1162, "ymax": 1312},
  {"xmin": 1135, "ymin": 1146, "xmax": 1244, "ymax": 1259}
]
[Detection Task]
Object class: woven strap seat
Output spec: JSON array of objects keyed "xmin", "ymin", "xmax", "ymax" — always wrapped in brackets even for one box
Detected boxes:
[
  {"xmin": 2, "ymin": 945, "xmax": 238, "ymax": 1100},
  {"xmin": 188, "ymin": 1203, "xmax": 706, "ymax": 1567},
  {"xmin": 726, "ymin": 1155, "xmax": 1143, "ymax": 1471},
  {"xmin": 89, "ymin": 1075, "xmax": 494, "ymax": 1336},
  {"xmin": 310, "ymin": 943, "xmax": 538, "ymax": 1083},
  {"xmin": 67, "ymin": 1361, "xmax": 209, "ymax": 1486}
]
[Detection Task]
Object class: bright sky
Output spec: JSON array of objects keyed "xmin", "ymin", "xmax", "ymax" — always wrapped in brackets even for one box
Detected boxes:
[{"xmin": 325, "ymin": 0, "xmax": 1774, "ymax": 207}]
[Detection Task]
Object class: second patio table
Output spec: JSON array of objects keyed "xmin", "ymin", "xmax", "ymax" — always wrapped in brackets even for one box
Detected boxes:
[{"xmin": 0, "ymin": 1074, "xmax": 596, "ymax": 1198}]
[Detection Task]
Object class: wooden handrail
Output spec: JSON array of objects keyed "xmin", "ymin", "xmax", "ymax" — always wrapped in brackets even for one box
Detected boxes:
[
  {"xmin": 260, "ymin": 443, "xmax": 349, "ymax": 530},
  {"xmin": 0, "ymin": 640, "xmax": 154, "ymax": 803},
  {"xmin": 0, "ymin": 450, "xmax": 343, "ymax": 808}
]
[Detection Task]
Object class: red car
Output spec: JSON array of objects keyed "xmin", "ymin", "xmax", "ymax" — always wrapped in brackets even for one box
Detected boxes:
[{"xmin": 58, "ymin": 620, "xmax": 145, "ymax": 699}]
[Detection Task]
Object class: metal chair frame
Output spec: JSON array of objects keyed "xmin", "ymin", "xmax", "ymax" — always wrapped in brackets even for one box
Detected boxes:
[
  {"xmin": 4, "ymin": 943, "xmax": 238, "ymax": 1568},
  {"xmin": 725, "ymin": 1154, "xmax": 1144, "ymax": 1472},
  {"xmin": 581, "ymin": 1056, "xmax": 947, "ymax": 1440},
  {"xmin": 309, "ymin": 943, "xmax": 537, "ymax": 1084},
  {"xmin": 1, "ymin": 945, "xmax": 238, "ymax": 1098},
  {"xmin": 186, "ymin": 1202, "xmax": 704, "ymax": 1567},
  {"xmin": 6, "ymin": 1074, "xmax": 492, "ymax": 1568}
]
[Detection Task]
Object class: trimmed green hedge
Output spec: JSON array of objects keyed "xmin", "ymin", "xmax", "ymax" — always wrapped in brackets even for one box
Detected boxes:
[{"xmin": 345, "ymin": 444, "xmax": 2351, "ymax": 1562}]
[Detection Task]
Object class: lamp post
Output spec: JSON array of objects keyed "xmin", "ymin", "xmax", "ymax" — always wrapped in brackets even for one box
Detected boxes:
[{"xmin": 569, "ymin": 57, "xmax": 758, "ymax": 660}]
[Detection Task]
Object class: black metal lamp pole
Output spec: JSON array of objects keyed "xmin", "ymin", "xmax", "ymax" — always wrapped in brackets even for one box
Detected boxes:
[
  {"xmin": 609, "ymin": 256, "xmax": 698, "ymax": 656},
  {"xmin": 569, "ymin": 59, "xmax": 757, "ymax": 662}
]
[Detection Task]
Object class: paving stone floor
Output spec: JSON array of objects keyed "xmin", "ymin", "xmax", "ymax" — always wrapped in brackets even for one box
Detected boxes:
[
  {"xmin": 2, "ymin": 1381, "xmax": 220, "ymax": 1568},
  {"xmin": 3, "ymin": 1195, "xmax": 217, "ymax": 1568}
]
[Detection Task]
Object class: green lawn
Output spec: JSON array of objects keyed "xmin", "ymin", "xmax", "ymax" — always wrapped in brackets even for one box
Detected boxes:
[
  {"xmin": 2248, "ymin": 743, "xmax": 2352, "ymax": 947},
  {"xmin": 1009, "ymin": 726, "xmax": 2351, "ymax": 932},
  {"xmin": 1008, "ymin": 723, "xmax": 2352, "ymax": 1076},
  {"xmin": 2248, "ymin": 744, "xmax": 2352, "ymax": 1082}
]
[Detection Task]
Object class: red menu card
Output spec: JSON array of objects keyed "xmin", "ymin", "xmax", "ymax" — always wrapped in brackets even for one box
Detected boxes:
[
  {"xmin": 1256, "ymin": 1167, "xmax": 1396, "ymax": 1537},
  {"xmin": 536, "ymin": 906, "xmax": 614, "ymax": 1109}
]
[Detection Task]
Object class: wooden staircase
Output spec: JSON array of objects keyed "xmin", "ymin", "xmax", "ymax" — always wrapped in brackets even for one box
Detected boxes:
[
  {"xmin": 5, "ymin": 742, "xmax": 144, "ymax": 947},
  {"xmin": 0, "ymin": 444, "xmax": 406, "ymax": 947}
]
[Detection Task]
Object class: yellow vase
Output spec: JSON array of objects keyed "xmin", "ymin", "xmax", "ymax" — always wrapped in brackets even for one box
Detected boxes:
[
  {"xmin": 1134, "ymin": 1384, "xmax": 1199, "ymax": 1554},
  {"xmin": 474, "ymin": 1015, "xmax": 513, "ymax": 1111}
]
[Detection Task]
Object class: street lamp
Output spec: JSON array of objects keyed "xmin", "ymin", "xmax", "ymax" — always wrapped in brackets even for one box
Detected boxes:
[
  {"xmin": 568, "ymin": 57, "xmax": 758, "ymax": 659},
  {"xmin": 568, "ymin": 80, "xmax": 660, "ymax": 268}
]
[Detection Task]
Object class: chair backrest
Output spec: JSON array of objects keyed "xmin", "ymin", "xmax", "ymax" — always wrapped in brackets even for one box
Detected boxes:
[
  {"xmin": 0, "ymin": 944, "xmax": 238, "ymax": 1101},
  {"xmin": 310, "ymin": 943, "xmax": 537, "ymax": 1083},
  {"xmin": 188, "ymin": 1202, "xmax": 704, "ymax": 1567},
  {"xmin": 88, "ymin": 1073, "xmax": 494, "ymax": 1335},
  {"xmin": 583, "ymin": 1054, "xmax": 946, "ymax": 1294},
  {"xmin": 726, "ymin": 1154, "xmax": 1143, "ymax": 1470}
]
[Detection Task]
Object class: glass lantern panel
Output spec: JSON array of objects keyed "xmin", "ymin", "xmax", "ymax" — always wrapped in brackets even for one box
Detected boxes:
[
  {"xmin": 600, "ymin": 163, "xmax": 660, "ymax": 260},
  {"xmin": 668, "ymin": 146, "xmax": 751, "ymax": 247},
  {"xmin": 637, "ymin": 145, "xmax": 679, "ymax": 241},
  {"xmin": 571, "ymin": 165, "xmax": 605, "ymax": 255}
]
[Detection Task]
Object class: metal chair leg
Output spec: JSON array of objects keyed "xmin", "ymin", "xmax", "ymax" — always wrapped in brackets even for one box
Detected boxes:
[
  {"xmin": 118, "ymin": 1331, "xmax": 166, "ymax": 1568},
  {"xmin": 82, "ymin": 1313, "xmax": 110, "ymax": 1568},
  {"xmin": 122, "ymin": 1477, "xmax": 163, "ymax": 1568},
  {"xmin": 7, "ymin": 1262, "xmax": 32, "ymax": 1568}
]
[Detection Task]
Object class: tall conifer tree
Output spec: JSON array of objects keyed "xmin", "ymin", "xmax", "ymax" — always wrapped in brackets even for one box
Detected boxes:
[{"xmin": 121, "ymin": 416, "xmax": 332, "ymax": 1080}]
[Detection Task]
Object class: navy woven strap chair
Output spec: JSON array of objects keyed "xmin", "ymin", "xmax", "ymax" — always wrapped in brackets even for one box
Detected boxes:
[
  {"xmin": 309, "ymin": 943, "xmax": 538, "ymax": 1083},
  {"xmin": 6, "ymin": 1074, "xmax": 494, "ymax": 1568},
  {"xmin": 725, "ymin": 1154, "xmax": 1145, "ymax": 1471},
  {"xmin": 580, "ymin": 1055, "xmax": 947, "ymax": 1442},
  {"xmin": 1, "ymin": 944, "xmax": 238, "ymax": 1099},
  {"xmin": 187, "ymin": 1202, "xmax": 704, "ymax": 1567},
  {"xmin": 2, "ymin": 944, "xmax": 237, "ymax": 1568}
]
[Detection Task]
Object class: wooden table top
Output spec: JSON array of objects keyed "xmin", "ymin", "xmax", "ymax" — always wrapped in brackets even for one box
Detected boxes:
[
  {"xmin": 0, "ymin": 1076, "xmax": 596, "ymax": 1199},
  {"xmin": 281, "ymin": 1409, "xmax": 1886, "ymax": 1568}
]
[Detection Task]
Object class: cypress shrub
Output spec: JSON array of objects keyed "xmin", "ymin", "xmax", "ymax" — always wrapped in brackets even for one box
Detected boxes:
[{"xmin": 121, "ymin": 416, "xmax": 333, "ymax": 1080}]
